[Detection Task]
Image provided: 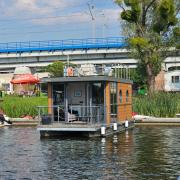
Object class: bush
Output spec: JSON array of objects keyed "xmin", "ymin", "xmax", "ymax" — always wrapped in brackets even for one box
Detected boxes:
[
  {"xmin": 133, "ymin": 92, "xmax": 180, "ymax": 117},
  {"xmin": 0, "ymin": 96, "xmax": 48, "ymax": 118}
]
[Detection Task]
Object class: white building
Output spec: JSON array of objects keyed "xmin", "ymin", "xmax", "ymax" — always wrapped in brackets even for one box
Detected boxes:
[{"xmin": 164, "ymin": 70, "xmax": 180, "ymax": 91}]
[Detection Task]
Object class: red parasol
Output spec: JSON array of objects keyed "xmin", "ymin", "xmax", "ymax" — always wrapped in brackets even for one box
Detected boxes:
[{"xmin": 11, "ymin": 74, "xmax": 40, "ymax": 84}]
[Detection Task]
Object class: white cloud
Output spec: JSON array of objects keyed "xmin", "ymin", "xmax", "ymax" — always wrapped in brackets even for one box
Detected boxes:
[
  {"xmin": 31, "ymin": 8, "xmax": 120, "ymax": 26},
  {"xmin": 0, "ymin": 0, "xmax": 120, "ymax": 26},
  {"xmin": 31, "ymin": 12, "xmax": 90, "ymax": 25},
  {"xmin": 2, "ymin": 0, "xmax": 84, "ymax": 17}
]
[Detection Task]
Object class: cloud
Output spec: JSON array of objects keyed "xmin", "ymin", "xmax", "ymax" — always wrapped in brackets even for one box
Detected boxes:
[
  {"xmin": 1, "ymin": 0, "xmax": 84, "ymax": 17},
  {"xmin": 31, "ymin": 12, "xmax": 90, "ymax": 25},
  {"xmin": 0, "ymin": 0, "xmax": 120, "ymax": 26},
  {"xmin": 31, "ymin": 8, "xmax": 120, "ymax": 26}
]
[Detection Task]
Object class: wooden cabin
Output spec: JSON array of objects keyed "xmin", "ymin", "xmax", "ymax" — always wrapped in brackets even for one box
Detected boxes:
[{"xmin": 37, "ymin": 66, "xmax": 133, "ymax": 137}]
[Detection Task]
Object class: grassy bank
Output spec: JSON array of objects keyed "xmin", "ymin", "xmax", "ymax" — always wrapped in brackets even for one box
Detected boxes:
[
  {"xmin": 133, "ymin": 92, "xmax": 180, "ymax": 117},
  {"xmin": 0, "ymin": 92, "xmax": 180, "ymax": 118},
  {"xmin": 0, "ymin": 96, "xmax": 48, "ymax": 118}
]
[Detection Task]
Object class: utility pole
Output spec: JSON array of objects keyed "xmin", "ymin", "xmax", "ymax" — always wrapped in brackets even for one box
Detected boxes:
[
  {"xmin": 87, "ymin": 2, "xmax": 96, "ymax": 40},
  {"xmin": 101, "ymin": 12, "xmax": 107, "ymax": 39}
]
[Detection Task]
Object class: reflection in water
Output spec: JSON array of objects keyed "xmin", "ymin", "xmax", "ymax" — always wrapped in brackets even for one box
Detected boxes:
[{"xmin": 0, "ymin": 127, "xmax": 180, "ymax": 179}]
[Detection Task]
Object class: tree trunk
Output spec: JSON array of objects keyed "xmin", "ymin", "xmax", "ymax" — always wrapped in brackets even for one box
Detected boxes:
[{"xmin": 146, "ymin": 63, "xmax": 155, "ymax": 94}]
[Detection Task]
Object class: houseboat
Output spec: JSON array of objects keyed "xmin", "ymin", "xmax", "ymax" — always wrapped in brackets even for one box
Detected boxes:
[{"xmin": 37, "ymin": 64, "xmax": 133, "ymax": 137}]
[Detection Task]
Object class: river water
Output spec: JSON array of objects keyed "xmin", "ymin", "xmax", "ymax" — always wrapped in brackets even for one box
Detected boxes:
[{"xmin": 0, "ymin": 126, "xmax": 180, "ymax": 180}]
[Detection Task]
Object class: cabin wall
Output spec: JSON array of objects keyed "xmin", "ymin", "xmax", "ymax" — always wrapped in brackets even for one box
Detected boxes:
[
  {"xmin": 67, "ymin": 83, "xmax": 86, "ymax": 105},
  {"xmin": 117, "ymin": 82, "xmax": 132, "ymax": 122},
  {"xmin": 48, "ymin": 82, "xmax": 53, "ymax": 114},
  {"xmin": 105, "ymin": 81, "xmax": 132, "ymax": 124},
  {"xmin": 105, "ymin": 82, "xmax": 111, "ymax": 125}
]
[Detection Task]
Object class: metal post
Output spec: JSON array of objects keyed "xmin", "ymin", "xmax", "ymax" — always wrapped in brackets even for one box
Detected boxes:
[
  {"xmin": 123, "ymin": 65, "xmax": 126, "ymax": 79},
  {"xmin": 118, "ymin": 64, "xmax": 120, "ymax": 78},
  {"xmin": 70, "ymin": 106, "xmax": 72, "ymax": 114},
  {"xmin": 90, "ymin": 101, "xmax": 92, "ymax": 124},
  {"xmin": 67, "ymin": 55, "xmax": 70, "ymax": 67},
  {"xmin": 57, "ymin": 106, "xmax": 60, "ymax": 123},
  {"xmin": 121, "ymin": 65, "xmax": 123, "ymax": 78},
  {"xmin": 97, "ymin": 106, "xmax": 100, "ymax": 124},
  {"xmin": 87, "ymin": 3, "xmax": 96, "ymax": 40},
  {"xmin": 65, "ymin": 84, "xmax": 68, "ymax": 122},
  {"xmin": 38, "ymin": 107, "xmax": 41, "ymax": 124},
  {"xmin": 103, "ymin": 82, "xmax": 106, "ymax": 125}
]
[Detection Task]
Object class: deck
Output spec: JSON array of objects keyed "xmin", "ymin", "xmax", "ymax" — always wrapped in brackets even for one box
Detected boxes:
[
  {"xmin": 37, "ymin": 120, "xmax": 134, "ymax": 138},
  {"xmin": 37, "ymin": 122, "xmax": 101, "ymax": 132}
]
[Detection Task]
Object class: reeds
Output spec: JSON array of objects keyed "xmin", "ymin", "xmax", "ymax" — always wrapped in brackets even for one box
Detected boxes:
[
  {"xmin": 133, "ymin": 92, "xmax": 180, "ymax": 117},
  {"xmin": 0, "ymin": 96, "xmax": 48, "ymax": 118}
]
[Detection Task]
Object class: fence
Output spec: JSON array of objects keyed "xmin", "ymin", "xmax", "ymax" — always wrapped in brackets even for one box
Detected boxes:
[
  {"xmin": 37, "ymin": 104, "xmax": 105, "ymax": 125},
  {"xmin": 0, "ymin": 37, "xmax": 127, "ymax": 53}
]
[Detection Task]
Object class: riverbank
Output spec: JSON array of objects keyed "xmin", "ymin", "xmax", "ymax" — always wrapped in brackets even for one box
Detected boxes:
[
  {"xmin": 10, "ymin": 118, "xmax": 39, "ymax": 126},
  {"xmin": 135, "ymin": 117, "xmax": 180, "ymax": 126},
  {"xmin": 4, "ymin": 117, "xmax": 180, "ymax": 127}
]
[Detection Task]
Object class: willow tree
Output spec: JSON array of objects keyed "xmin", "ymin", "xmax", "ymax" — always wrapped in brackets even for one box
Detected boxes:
[{"xmin": 115, "ymin": 0, "xmax": 179, "ymax": 93}]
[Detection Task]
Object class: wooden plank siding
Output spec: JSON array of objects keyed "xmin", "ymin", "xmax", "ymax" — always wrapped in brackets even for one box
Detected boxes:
[
  {"xmin": 105, "ymin": 82, "xmax": 111, "ymax": 125},
  {"xmin": 48, "ymin": 82, "xmax": 53, "ymax": 114},
  {"xmin": 117, "ymin": 82, "xmax": 132, "ymax": 122}
]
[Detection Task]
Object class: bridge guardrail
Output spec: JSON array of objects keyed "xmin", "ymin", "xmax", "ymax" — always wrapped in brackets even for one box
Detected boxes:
[{"xmin": 0, "ymin": 37, "xmax": 127, "ymax": 53}]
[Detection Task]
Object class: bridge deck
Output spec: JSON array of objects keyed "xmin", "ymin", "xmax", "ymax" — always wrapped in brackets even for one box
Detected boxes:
[{"xmin": 0, "ymin": 37, "xmax": 127, "ymax": 53}]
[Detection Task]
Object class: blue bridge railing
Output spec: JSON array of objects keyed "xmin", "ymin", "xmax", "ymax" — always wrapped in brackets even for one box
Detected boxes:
[{"xmin": 0, "ymin": 37, "xmax": 127, "ymax": 53}]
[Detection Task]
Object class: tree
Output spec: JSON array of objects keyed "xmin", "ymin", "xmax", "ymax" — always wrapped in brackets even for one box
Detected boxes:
[
  {"xmin": 45, "ymin": 61, "xmax": 64, "ymax": 77},
  {"xmin": 115, "ymin": 0, "xmax": 179, "ymax": 93}
]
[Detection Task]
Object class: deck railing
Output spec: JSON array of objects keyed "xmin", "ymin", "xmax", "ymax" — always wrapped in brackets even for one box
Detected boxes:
[
  {"xmin": 37, "ymin": 105, "xmax": 105, "ymax": 125},
  {"xmin": 0, "ymin": 37, "xmax": 127, "ymax": 53}
]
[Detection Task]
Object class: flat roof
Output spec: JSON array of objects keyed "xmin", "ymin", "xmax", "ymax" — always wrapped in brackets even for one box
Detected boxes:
[{"xmin": 41, "ymin": 76, "xmax": 133, "ymax": 84}]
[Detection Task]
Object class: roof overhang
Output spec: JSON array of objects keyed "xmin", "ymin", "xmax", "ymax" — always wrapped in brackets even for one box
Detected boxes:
[{"xmin": 41, "ymin": 76, "xmax": 133, "ymax": 84}]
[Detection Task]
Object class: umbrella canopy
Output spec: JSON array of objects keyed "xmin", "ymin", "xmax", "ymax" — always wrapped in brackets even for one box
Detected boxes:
[{"xmin": 11, "ymin": 74, "xmax": 40, "ymax": 84}]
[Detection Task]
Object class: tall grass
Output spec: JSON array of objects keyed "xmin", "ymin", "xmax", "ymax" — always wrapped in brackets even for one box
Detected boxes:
[
  {"xmin": 0, "ymin": 96, "xmax": 48, "ymax": 118},
  {"xmin": 133, "ymin": 92, "xmax": 180, "ymax": 117}
]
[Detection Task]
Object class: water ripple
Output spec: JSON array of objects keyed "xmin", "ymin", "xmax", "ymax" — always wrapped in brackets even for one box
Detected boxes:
[{"xmin": 0, "ymin": 126, "xmax": 180, "ymax": 179}]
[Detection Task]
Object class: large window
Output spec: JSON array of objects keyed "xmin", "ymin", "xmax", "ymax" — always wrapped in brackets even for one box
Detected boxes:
[
  {"xmin": 126, "ymin": 90, "xmax": 129, "ymax": 102},
  {"xmin": 92, "ymin": 83, "xmax": 104, "ymax": 105},
  {"xmin": 119, "ymin": 90, "xmax": 122, "ymax": 103},
  {"xmin": 172, "ymin": 76, "xmax": 179, "ymax": 83},
  {"xmin": 53, "ymin": 83, "xmax": 64, "ymax": 105},
  {"xmin": 110, "ymin": 82, "xmax": 117, "ymax": 117}
]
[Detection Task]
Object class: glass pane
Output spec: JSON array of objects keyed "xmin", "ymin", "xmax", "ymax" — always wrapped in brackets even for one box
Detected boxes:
[
  {"xmin": 119, "ymin": 90, "xmax": 122, "ymax": 103},
  {"xmin": 53, "ymin": 83, "xmax": 64, "ymax": 105},
  {"xmin": 110, "ymin": 82, "xmax": 117, "ymax": 116},
  {"xmin": 126, "ymin": 90, "xmax": 129, "ymax": 102},
  {"xmin": 92, "ymin": 83, "xmax": 104, "ymax": 105}
]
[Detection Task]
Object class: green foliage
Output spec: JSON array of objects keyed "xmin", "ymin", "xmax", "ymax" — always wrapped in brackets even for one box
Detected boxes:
[
  {"xmin": 129, "ymin": 37, "xmax": 149, "ymax": 49},
  {"xmin": 176, "ymin": 44, "xmax": 180, "ymax": 49},
  {"xmin": 0, "ymin": 96, "xmax": 48, "ymax": 118},
  {"xmin": 45, "ymin": 61, "xmax": 64, "ymax": 77},
  {"xmin": 133, "ymin": 92, "xmax": 180, "ymax": 117},
  {"xmin": 173, "ymin": 27, "xmax": 180, "ymax": 36},
  {"xmin": 132, "ymin": 65, "xmax": 147, "ymax": 85},
  {"xmin": 115, "ymin": 0, "xmax": 178, "ymax": 92},
  {"xmin": 173, "ymin": 27, "xmax": 180, "ymax": 49},
  {"xmin": 159, "ymin": 0, "xmax": 175, "ymax": 19},
  {"xmin": 115, "ymin": 0, "xmax": 123, "ymax": 6},
  {"xmin": 154, "ymin": 0, "xmax": 177, "ymax": 33},
  {"xmin": 121, "ymin": 1, "xmax": 141, "ymax": 23}
]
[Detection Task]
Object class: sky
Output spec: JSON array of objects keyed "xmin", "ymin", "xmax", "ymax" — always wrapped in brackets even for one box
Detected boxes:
[{"xmin": 0, "ymin": 0, "xmax": 122, "ymax": 43}]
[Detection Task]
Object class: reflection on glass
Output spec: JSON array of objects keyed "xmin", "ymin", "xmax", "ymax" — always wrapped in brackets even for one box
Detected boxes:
[
  {"xmin": 53, "ymin": 83, "xmax": 64, "ymax": 105},
  {"xmin": 126, "ymin": 90, "xmax": 129, "ymax": 102},
  {"xmin": 92, "ymin": 83, "xmax": 104, "ymax": 105},
  {"xmin": 110, "ymin": 82, "xmax": 117, "ymax": 118}
]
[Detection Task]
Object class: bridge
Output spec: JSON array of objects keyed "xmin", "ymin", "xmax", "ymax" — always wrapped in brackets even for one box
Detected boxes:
[{"xmin": 0, "ymin": 37, "xmax": 179, "ymax": 73}]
